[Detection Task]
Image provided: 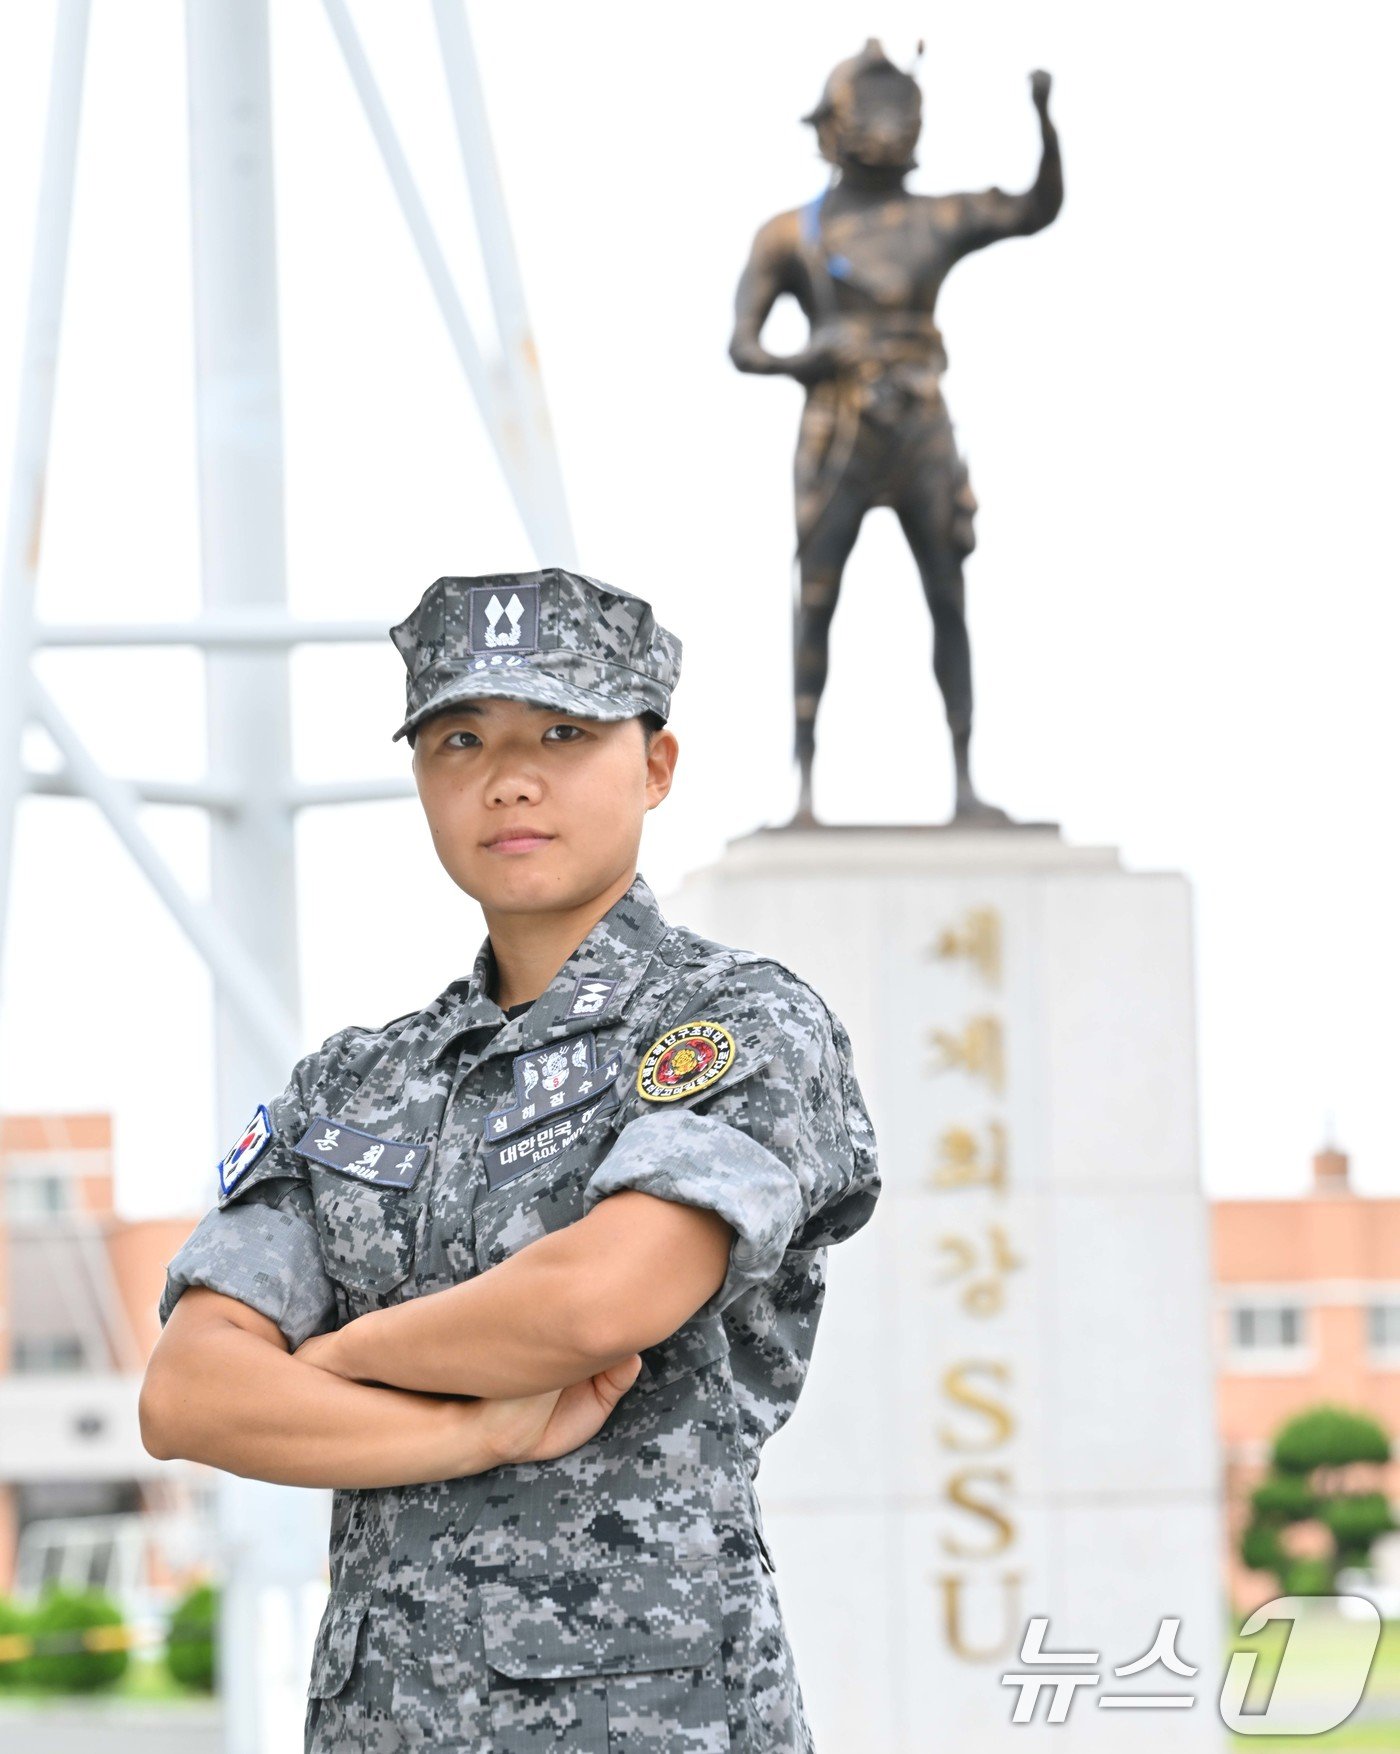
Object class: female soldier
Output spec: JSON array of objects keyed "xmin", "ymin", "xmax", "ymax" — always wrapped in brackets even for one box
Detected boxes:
[{"xmin": 141, "ymin": 566, "xmax": 880, "ymax": 1751}]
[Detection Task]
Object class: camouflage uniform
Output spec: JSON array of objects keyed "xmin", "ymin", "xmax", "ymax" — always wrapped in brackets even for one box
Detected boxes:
[{"xmin": 157, "ymin": 570, "xmax": 881, "ymax": 1751}]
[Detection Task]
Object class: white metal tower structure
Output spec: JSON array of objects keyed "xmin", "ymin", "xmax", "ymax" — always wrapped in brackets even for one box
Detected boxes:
[{"xmin": 0, "ymin": 3, "xmax": 574, "ymax": 1746}]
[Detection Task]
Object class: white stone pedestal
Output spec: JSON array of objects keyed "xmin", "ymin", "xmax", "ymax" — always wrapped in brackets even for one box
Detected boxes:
[{"xmin": 666, "ymin": 828, "xmax": 1227, "ymax": 1752}]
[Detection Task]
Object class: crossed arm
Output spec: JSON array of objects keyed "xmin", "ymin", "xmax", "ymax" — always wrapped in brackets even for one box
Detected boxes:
[
  {"xmin": 300, "ymin": 1190, "xmax": 733, "ymax": 1397},
  {"xmin": 139, "ymin": 1191, "xmax": 733, "ymax": 1490}
]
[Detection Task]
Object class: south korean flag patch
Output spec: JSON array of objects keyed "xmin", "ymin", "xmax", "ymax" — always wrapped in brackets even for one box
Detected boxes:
[{"xmin": 217, "ymin": 1104, "xmax": 273, "ymax": 1201}]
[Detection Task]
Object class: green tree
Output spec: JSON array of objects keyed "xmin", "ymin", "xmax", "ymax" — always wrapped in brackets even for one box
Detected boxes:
[
  {"xmin": 0, "ymin": 1595, "xmax": 31, "ymax": 1690},
  {"xmin": 166, "ymin": 1582, "xmax": 218, "ymax": 1692},
  {"xmin": 1240, "ymin": 1404, "xmax": 1396, "ymax": 1595},
  {"xmin": 18, "ymin": 1585, "xmax": 129, "ymax": 1692}
]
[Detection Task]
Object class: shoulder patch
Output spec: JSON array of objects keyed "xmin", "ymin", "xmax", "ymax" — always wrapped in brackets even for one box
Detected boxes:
[
  {"xmin": 637, "ymin": 1020, "xmax": 736, "ymax": 1103},
  {"xmin": 217, "ymin": 1103, "xmax": 273, "ymax": 1199}
]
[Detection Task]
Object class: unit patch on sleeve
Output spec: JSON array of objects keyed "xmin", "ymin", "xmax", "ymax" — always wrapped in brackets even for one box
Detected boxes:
[
  {"xmin": 217, "ymin": 1103, "xmax": 273, "ymax": 1199},
  {"xmin": 636, "ymin": 1020, "xmax": 737, "ymax": 1103},
  {"xmin": 290, "ymin": 1117, "xmax": 429, "ymax": 1190}
]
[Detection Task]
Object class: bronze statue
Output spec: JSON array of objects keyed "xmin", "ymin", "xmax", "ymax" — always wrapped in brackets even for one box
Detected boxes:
[{"xmin": 730, "ymin": 41, "xmax": 1062, "ymax": 825}]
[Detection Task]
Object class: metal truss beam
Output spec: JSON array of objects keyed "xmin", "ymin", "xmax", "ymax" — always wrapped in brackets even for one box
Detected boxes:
[
  {"xmin": 30, "ymin": 678, "xmax": 301, "ymax": 1071},
  {"xmin": 321, "ymin": 0, "xmax": 574, "ymax": 561},
  {"xmin": 0, "ymin": 10, "xmax": 573, "ymax": 1747}
]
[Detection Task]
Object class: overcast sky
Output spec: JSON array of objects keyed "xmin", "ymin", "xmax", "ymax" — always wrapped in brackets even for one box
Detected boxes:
[{"xmin": 0, "ymin": 2, "xmax": 1396, "ymax": 1214}]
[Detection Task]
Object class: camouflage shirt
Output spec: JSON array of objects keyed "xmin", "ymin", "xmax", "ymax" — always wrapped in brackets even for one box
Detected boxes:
[{"xmin": 158, "ymin": 872, "xmax": 880, "ymax": 1751}]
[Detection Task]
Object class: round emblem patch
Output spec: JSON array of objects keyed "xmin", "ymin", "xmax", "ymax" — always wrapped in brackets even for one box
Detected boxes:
[{"xmin": 637, "ymin": 1020, "xmax": 737, "ymax": 1103}]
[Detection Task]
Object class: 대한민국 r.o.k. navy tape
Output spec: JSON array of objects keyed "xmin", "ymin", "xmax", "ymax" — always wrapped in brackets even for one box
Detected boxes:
[
  {"xmin": 482, "ymin": 1088, "xmax": 621, "ymax": 1191},
  {"xmin": 291, "ymin": 1117, "xmax": 429, "ymax": 1190},
  {"xmin": 217, "ymin": 1103, "xmax": 273, "ymax": 1200}
]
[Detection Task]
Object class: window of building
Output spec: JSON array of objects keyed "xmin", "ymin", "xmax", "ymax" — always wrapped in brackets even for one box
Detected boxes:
[
  {"xmin": 1367, "ymin": 1301, "xmax": 1400, "ymax": 1355},
  {"xmin": 12, "ymin": 1334, "xmax": 87, "ymax": 1373},
  {"xmin": 5, "ymin": 1173, "xmax": 74, "ymax": 1220},
  {"xmin": 1228, "ymin": 1302, "xmax": 1307, "ymax": 1352}
]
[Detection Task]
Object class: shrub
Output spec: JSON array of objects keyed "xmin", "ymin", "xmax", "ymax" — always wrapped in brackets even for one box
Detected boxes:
[
  {"xmin": 1321, "ymin": 1491, "xmax": 1394, "ymax": 1555},
  {"xmin": 1250, "ymin": 1475, "xmax": 1317, "ymax": 1521},
  {"xmin": 1273, "ymin": 1406, "xmax": 1390, "ymax": 1475},
  {"xmin": 20, "ymin": 1585, "xmax": 128, "ymax": 1692},
  {"xmin": 1241, "ymin": 1524, "xmax": 1284, "ymax": 1573},
  {"xmin": 1240, "ymin": 1403, "xmax": 1396, "ymax": 1597},
  {"xmin": 166, "ymin": 1582, "xmax": 218, "ymax": 1692},
  {"xmin": 1282, "ymin": 1556, "xmax": 1334, "ymax": 1596},
  {"xmin": 0, "ymin": 1596, "xmax": 30, "ymax": 1690}
]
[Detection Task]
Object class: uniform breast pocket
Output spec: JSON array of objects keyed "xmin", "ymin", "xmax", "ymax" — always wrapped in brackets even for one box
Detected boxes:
[
  {"xmin": 471, "ymin": 1149, "xmax": 587, "ymax": 1272},
  {"xmin": 472, "ymin": 1091, "xmax": 620, "ymax": 1271},
  {"xmin": 308, "ymin": 1165, "xmax": 419, "ymax": 1313}
]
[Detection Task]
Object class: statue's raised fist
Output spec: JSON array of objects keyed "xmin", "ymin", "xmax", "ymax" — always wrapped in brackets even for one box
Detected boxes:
[{"xmin": 1030, "ymin": 69, "xmax": 1052, "ymax": 108}]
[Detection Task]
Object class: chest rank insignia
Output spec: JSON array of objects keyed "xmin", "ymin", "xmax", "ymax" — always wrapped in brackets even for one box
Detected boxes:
[{"xmin": 637, "ymin": 1020, "xmax": 737, "ymax": 1102}]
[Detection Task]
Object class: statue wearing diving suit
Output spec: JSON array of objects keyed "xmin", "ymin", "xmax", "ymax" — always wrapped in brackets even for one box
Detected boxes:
[{"xmin": 729, "ymin": 41, "xmax": 1062, "ymax": 824}]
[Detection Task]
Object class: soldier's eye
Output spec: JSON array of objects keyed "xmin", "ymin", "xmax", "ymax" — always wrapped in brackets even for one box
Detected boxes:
[
  {"xmin": 444, "ymin": 730, "xmax": 480, "ymax": 748},
  {"xmin": 543, "ymin": 724, "xmax": 585, "ymax": 742}
]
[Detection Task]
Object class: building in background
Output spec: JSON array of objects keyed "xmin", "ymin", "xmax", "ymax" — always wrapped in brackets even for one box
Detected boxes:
[
  {"xmin": 1213, "ymin": 1144, "xmax": 1400, "ymax": 1610},
  {"xmin": 0, "ymin": 1113, "xmax": 211, "ymax": 1611}
]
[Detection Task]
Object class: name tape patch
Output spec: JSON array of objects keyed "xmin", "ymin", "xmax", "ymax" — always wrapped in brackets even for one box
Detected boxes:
[
  {"xmin": 217, "ymin": 1103, "xmax": 273, "ymax": 1200},
  {"xmin": 291, "ymin": 1116, "xmax": 429, "ymax": 1190},
  {"xmin": 482, "ymin": 1088, "xmax": 620, "ymax": 1191}
]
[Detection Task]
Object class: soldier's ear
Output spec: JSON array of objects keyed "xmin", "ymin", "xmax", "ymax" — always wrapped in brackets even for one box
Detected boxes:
[{"xmin": 644, "ymin": 724, "xmax": 679, "ymax": 810}]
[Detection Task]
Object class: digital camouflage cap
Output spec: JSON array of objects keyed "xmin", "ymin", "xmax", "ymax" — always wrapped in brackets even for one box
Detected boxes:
[{"xmin": 388, "ymin": 567, "xmax": 682, "ymax": 743}]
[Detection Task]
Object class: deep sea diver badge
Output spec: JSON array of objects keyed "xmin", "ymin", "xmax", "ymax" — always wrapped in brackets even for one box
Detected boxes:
[{"xmin": 483, "ymin": 1031, "xmax": 624, "ymax": 1142}]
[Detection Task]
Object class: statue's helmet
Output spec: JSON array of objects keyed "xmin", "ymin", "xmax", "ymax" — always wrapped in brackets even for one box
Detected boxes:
[{"xmin": 803, "ymin": 38, "xmax": 922, "ymax": 172}]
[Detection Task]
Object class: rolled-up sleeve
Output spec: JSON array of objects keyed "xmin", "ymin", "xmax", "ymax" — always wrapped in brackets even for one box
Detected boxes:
[
  {"xmin": 581, "ymin": 960, "xmax": 880, "ymax": 1314},
  {"xmin": 158, "ymin": 1036, "xmax": 351, "ymax": 1349},
  {"xmin": 159, "ymin": 1181, "xmax": 337, "ymax": 1350}
]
